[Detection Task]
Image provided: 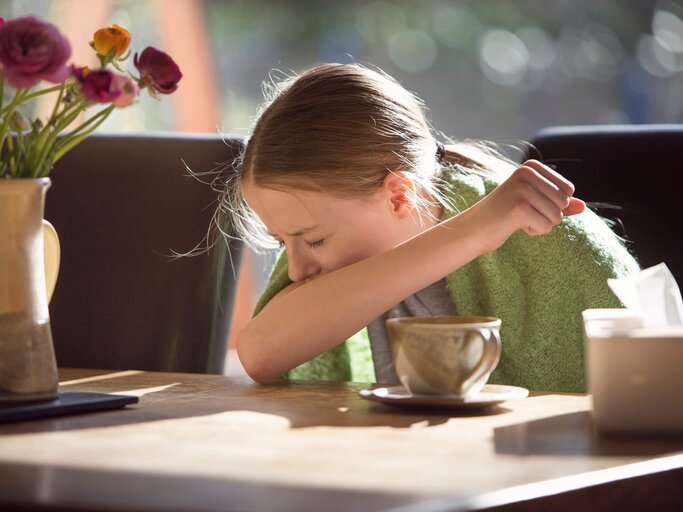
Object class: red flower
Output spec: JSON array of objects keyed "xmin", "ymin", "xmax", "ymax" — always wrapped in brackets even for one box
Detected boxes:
[
  {"xmin": 0, "ymin": 15, "xmax": 71, "ymax": 88},
  {"xmin": 72, "ymin": 66, "xmax": 122, "ymax": 103},
  {"xmin": 134, "ymin": 47, "xmax": 182, "ymax": 94}
]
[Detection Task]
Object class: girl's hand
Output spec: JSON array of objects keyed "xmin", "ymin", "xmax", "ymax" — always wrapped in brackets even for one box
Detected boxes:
[{"xmin": 468, "ymin": 160, "xmax": 585, "ymax": 253}]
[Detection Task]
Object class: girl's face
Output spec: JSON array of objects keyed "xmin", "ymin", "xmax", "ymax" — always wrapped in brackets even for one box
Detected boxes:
[{"xmin": 243, "ymin": 183, "xmax": 414, "ymax": 283}]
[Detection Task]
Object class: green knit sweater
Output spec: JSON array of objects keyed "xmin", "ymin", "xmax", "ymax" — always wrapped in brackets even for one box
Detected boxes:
[{"xmin": 253, "ymin": 171, "xmax": 640, "ymax": 392}]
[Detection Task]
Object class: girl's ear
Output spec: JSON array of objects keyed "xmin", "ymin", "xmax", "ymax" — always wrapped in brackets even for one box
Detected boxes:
[{"xmin": 381, "ymin": 171, "xmax": 416, "ymax": 217}]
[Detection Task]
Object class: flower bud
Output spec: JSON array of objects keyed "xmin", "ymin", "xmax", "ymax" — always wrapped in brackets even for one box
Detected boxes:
[
  {"xmin": 112, "ymin": 75, "xmax": 139, "ymax": 107},
  {"xmin": 92, "ymin": 24, "xmax": 131, "ymax": 58},
  {"xmin": 73, "ymin": 67, "xmax": 122, "ymax": 103},
  {"xmin": 134, "ymin": 47, "xmax": 182, "ymax": 94},
  {"xmin": 9, "ymin": 110, "xmax": 30, "ymax": 132}
]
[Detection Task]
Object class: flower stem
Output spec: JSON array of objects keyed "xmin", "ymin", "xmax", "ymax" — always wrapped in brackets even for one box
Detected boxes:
[
  {"xmin": 50, "ymin": 105, "xmax": 115, "ymax": 170},
  {"xmin": 0, "ymin": 89, "xmax": 29, "ymax": 178},
  {"xmin": 0, "ymin": 85, "xmax": 62, "ymax": 116},
  {"xmin": 48, "ymin": 83, "xmax": 66, "ymax": 126},
  {"xmin": 28, "ymin": 83, "xmax": 68, "ymax": 175},
  {"xmin": 31, "ymin": 97, "xmax": 87, "ymax": 177},
  {"xmin": 5, "ymin": 126, "xmax": 16, "ymax": 177}
]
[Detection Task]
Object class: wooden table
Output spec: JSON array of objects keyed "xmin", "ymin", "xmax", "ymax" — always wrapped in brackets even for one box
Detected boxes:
[{"xmin": 0, "ymin": 369, "xmax": 681, "ymax": 512}]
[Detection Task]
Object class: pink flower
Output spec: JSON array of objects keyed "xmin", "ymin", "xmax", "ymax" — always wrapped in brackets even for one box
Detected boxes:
[
  {"xmin": 112, "ymin": 74, "xmax": 138, "ymax": 107},
  {"xmin": 134, "ymin": 47, "xmax": 182, "ymax": 94},
  {"xmin": 0, "ymin": 15, "xmax": 71, "ymax": 88},
  {"xmin": 72, "ymin": 66, "xmax": 121, "ymax": 103}
]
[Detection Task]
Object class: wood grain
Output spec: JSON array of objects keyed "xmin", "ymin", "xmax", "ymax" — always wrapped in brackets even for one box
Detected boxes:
[{"xmin": 0, "ymin": 368, "xmax": 681, "ymax": 511}]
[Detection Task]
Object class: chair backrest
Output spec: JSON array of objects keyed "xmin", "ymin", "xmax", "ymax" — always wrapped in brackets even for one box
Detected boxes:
[
  {"xmin": 45, "ymin": 132, "xmax": 244, "ymax": 374},
  {"xmin": 526, "ymin": 124, "xmax": 682, "ymax": 283}
]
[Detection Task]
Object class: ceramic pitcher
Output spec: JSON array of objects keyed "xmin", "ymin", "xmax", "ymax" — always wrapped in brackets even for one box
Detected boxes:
[{"xmin": 0, "ymin": 178, "xmax": 61, "ymax": 403}]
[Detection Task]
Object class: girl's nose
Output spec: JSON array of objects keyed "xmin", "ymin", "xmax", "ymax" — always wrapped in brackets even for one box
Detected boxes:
[{"xmin": 287, "ymin": 249, "xmax": 320, "ymax": 283}]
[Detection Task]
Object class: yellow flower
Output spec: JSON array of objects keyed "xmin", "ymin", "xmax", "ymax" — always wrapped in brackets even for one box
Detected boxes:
[{"xmin": 92, "ymin": 24, "xmax": 131, "ymax": 58}]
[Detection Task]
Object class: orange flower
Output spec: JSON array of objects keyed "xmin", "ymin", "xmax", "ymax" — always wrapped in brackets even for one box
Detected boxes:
[{"xmin": 92, "ymin": 24, "xmax": 131, "ymax": 58}]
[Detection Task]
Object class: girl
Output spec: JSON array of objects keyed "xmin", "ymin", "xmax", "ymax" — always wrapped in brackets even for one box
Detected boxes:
[{"xmin": 225, "ymin": 63, "xmax": 639, "ymax": 392}]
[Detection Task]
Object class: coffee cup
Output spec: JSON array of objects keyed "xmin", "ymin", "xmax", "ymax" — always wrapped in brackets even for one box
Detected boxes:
[{"xmin": 386, "ymin": 316, "xmax": 501, "ymax": 398}]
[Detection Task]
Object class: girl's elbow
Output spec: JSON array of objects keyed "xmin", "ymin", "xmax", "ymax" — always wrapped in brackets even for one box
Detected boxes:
[{"xmin": 235, "ymin": 334, "xmax": 281, "ymax": 384}]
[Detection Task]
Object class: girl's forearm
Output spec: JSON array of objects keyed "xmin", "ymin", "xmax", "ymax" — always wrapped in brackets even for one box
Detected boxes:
[{"xmin": 236, "ymin": 209, "xmax": 484, "ymax": 383}]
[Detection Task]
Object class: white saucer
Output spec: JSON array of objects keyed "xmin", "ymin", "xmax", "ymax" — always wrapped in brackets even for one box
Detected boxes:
[{"xmin": 359, "ymin": 384, "xmax": 529, "ymax": 410}]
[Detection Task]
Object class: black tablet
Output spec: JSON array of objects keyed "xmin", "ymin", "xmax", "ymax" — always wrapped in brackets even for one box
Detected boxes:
[{"xmin": 0, "ymin": 392, "xmax": 139, "ymax": 424}]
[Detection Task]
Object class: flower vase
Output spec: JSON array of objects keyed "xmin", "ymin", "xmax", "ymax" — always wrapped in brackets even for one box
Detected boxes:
[{"xmin": 0, "ymin": 178, "xmax": 60, "ymax": 403}]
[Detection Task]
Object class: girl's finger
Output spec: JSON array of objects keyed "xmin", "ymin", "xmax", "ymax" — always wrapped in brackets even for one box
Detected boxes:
[
  {"xmin": 522, "ymin": 181, "xmax": 565, "ymax": 227},
  {"xmin": 522, "ymin": 159, "xmax": 576, "ymax": 198},
  {"xmin": 563, "ymin": 197, "xmax": 585, "ymax": 216},
  {"xmin": 514, "ymin": 164, "xmax": 570, "ymax": 211},
  {"xmin": 521, "ymin": 204, "xmax": 555, "ymax": 236}
]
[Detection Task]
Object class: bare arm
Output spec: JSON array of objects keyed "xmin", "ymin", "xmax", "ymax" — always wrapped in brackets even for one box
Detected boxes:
[{"xmin": 237, "ymin": 161, "xmax": 585, "ymax": 383}]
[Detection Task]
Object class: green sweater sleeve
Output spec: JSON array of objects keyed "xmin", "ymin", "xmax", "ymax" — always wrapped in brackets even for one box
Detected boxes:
[
  {"xmin": 252, "ymin": 251, "xmax": 362, "ymax": 381},
  {"xmin": 252, "ymin": 171, "xmax": 640, "ymax": 389}
]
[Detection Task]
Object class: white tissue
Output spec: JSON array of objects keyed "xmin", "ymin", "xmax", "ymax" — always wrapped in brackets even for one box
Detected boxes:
[{"xmin": 607, "ymin": 263, "xmax": 683, "ymax": 328}]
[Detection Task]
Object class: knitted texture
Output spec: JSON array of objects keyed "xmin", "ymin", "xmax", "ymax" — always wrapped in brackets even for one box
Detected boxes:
[{"xmin": 252, "ymin": 171, "xmax": 640, "ymax": 391}]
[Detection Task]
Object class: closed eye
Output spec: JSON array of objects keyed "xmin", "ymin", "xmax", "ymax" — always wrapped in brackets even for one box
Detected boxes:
[{"xmin": 307, "ymin": 239, "xmax": 325, "ymax": 249}]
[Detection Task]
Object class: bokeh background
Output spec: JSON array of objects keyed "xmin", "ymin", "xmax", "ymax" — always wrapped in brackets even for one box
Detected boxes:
[
  {"xmin": 4, "ymin": 0, "xmax": 683, "ymax": 137},
  {"xmin": 3, "ymin": 0, "xmax": 683, "ymax": 371}
]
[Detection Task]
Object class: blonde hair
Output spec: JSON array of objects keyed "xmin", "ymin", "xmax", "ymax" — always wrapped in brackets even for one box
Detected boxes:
[{"xmin": 220, "ymin": 63, "xmax": 514, "ymax": 252}]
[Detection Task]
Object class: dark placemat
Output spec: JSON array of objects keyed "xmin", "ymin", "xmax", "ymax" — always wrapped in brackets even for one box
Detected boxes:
[{"xmin": 0, "ymin": 392, "xmax": 139, "ymax": 424}]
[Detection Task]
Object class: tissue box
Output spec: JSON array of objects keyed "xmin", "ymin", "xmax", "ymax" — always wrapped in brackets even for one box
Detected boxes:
[{"xmin": 584, "ymin": 309, "xmax": 683, "ymax": 434}]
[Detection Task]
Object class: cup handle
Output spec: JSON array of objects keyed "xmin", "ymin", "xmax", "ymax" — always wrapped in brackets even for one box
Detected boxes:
[
  {"xmin": 42, "ymin": 220, "xmax": 60, "ymax": 304},
  {"xmin": 462, "ymin": 328, "xmax": 502, "ymax": 393}
]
